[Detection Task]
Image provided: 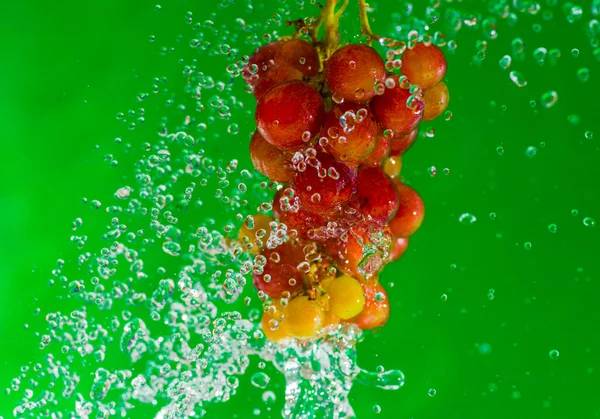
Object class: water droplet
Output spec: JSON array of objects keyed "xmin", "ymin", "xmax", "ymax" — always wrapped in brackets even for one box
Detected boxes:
[
  {"xmin": 548, "ymin": 224, "xmax": 558, "ymax": 233},
  {"xmin": 162, "ymin": 241, "xmax": 181, "ymax": 256},
  {"xmin": 509, "ymin": 71, "xmax": 527, "ymax": 87},
  {"xmin": 459, "ymin": 213, "xmax": 477, "ymax": 224},
  {"xmin": 541, "ymin": 90, "xmax": 558, "ymax": 108},
  {"xmin": 428, "ymin": 388, "xmax": 437, "ymax": 397},
  {"xmin": 583, "ymin": 217, "xmax": 596, "ymax": 228},
  {"xmin": 577, "ymin": 67, "xmax": 590, "ymax": 82},
  {"xmin": 478, "ymin": 343, "xmax": 492, "ymax": 355},
  {"xmin": 440, "ymin": 294, "xmax": 448, "ymax": 302},
  {"xmin": 227, "ymin": 123, "xmax": 239, "ymax": 134},
  {"xmin": 251, "ymin": 372, "xmax": 270, "ymax": 389},
  {"xmin": 524, "ymin": 242, "xmax": 532, "ymax": 250},
  {"xmin": 568, "ymin": 114, "xmax": 581, "ymax": 125},
  {"xmin": 525, "ymin": 146, "xmax": 537, "ymax": 158},
  {"xmin": 549, "ymin": 349, "xmax": 560, "ymax": 360},
  {"xmin": 499, "ymin": 55, "xmax": 512, "ymax": 70},
  {"xmin": 585, "ymin": 130, "xmax": 594, "ymax": 139},
  {"xmin": 372, "ymin": 404, "xmax": 382, "ymax": 414}
]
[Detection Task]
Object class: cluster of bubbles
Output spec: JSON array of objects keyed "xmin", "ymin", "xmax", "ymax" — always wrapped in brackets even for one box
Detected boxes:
[{"xmin": 5, "ymin": 0, "xmax": 589, "ymax": 418}]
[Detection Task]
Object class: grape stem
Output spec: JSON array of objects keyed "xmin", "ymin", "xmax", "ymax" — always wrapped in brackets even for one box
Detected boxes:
[
  {"xmin": 287, "ymin": 0, "xmax": 348, "ymax": 57},
  {"xmin": 320, "ymin": 0, "xmax": 348, "ymax": 58},
  {"xmin": 358, "ymin": 0, "xmax": 381, "ymax": 45}
]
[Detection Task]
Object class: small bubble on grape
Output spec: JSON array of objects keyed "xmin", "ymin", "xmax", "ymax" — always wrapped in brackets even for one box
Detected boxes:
[
  {"xmin": 428, "ymin": 388, "xmax": 437, "ymax": 397},
  {"xmin": 548, "ymin": 224, "xmax": 558, "ymax": 233}
]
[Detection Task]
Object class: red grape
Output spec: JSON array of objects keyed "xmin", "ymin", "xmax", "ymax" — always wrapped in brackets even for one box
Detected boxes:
[
  {"xmin": 324, "ymin": 44, "xmax": 386, "ymax": 102},
  {"xmin": 390, "ymin": 127, "xmax": 419, "ymax": 156},
  {"xmin": 273, "ymin": 188, "xmax": 327, "ymax": 239},
  {"xmin": 250, "ymin": 131, "xmax": 294, "ymax": 182},
  {"xmin": 322, "ymin": 103, "xmax": 378, "ymax": 167},
  {"xmin": 356, "ymin": 166, "xmax": 399, "ymax": 225},
  {"xmin": 256, "ymin": 81, "xmax": 325, "ymax": 150},
  {"xmin": 245, "ymin": 40, "xmax": 319, "ymax": 100},
  {"xmin": 362, "ymin": 134, "xmax": 391, "ymax": 167},
  {"xmin": 252, "ymin": 241, "xmax": 305, "ymax": 299},
  {"xmin": 370, "ymin": 74, "xmax": 423, "ymax": 138},
  {"xmin": 244, "ymin": 42, "xmax": 281, "ymax": 80},
  {"xmin": 389, "ymin": 181, "xmax": 425, "ymax": 238},
  {"xmin": 422, "ymin": 81, "xmax": 449, "ymax": 121},
  {"xmin": 389, "ymin": 237, "xmax": 409, "ymax": 262},
  {"xmin": 351, "ymin": 280, "xmax": 390, "ymax": 330},
  {"xmin": 401, "ymin": 42, "xmax": 447, "ymax": 89},
  {"xmin": 252, "ymin": 65, "xmax": 303, "ymax": 101},
  {"xmin": 292, "ymin": 150, "xmax": 356, "ymax": 215},
  {"xmin": 278, "ymin": 39, "xmax": 319, "ymax": 77},
  {"xmin": 325, "ymin": 224, "xmax": 392, "ymax": 278}
]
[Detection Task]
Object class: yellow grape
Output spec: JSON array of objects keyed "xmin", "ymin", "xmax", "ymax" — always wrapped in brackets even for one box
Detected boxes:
[
  {"xmin": 326, "ymin": 275, "xmax": 366, "ymax": 320},
  {"xmin": 286, "ymin": 295, "xmax": 325, "ymax": 338}
]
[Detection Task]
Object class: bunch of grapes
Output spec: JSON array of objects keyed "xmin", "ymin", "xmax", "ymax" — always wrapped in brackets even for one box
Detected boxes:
[{"xmin": 238, "ymin": 32, "xmax": 448, "ymax": 342}]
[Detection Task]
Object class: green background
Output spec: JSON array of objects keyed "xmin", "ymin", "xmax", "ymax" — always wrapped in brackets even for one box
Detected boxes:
[{"xmin": 1, "ymin": 0, "xmax": 599, "ymax": 418}]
